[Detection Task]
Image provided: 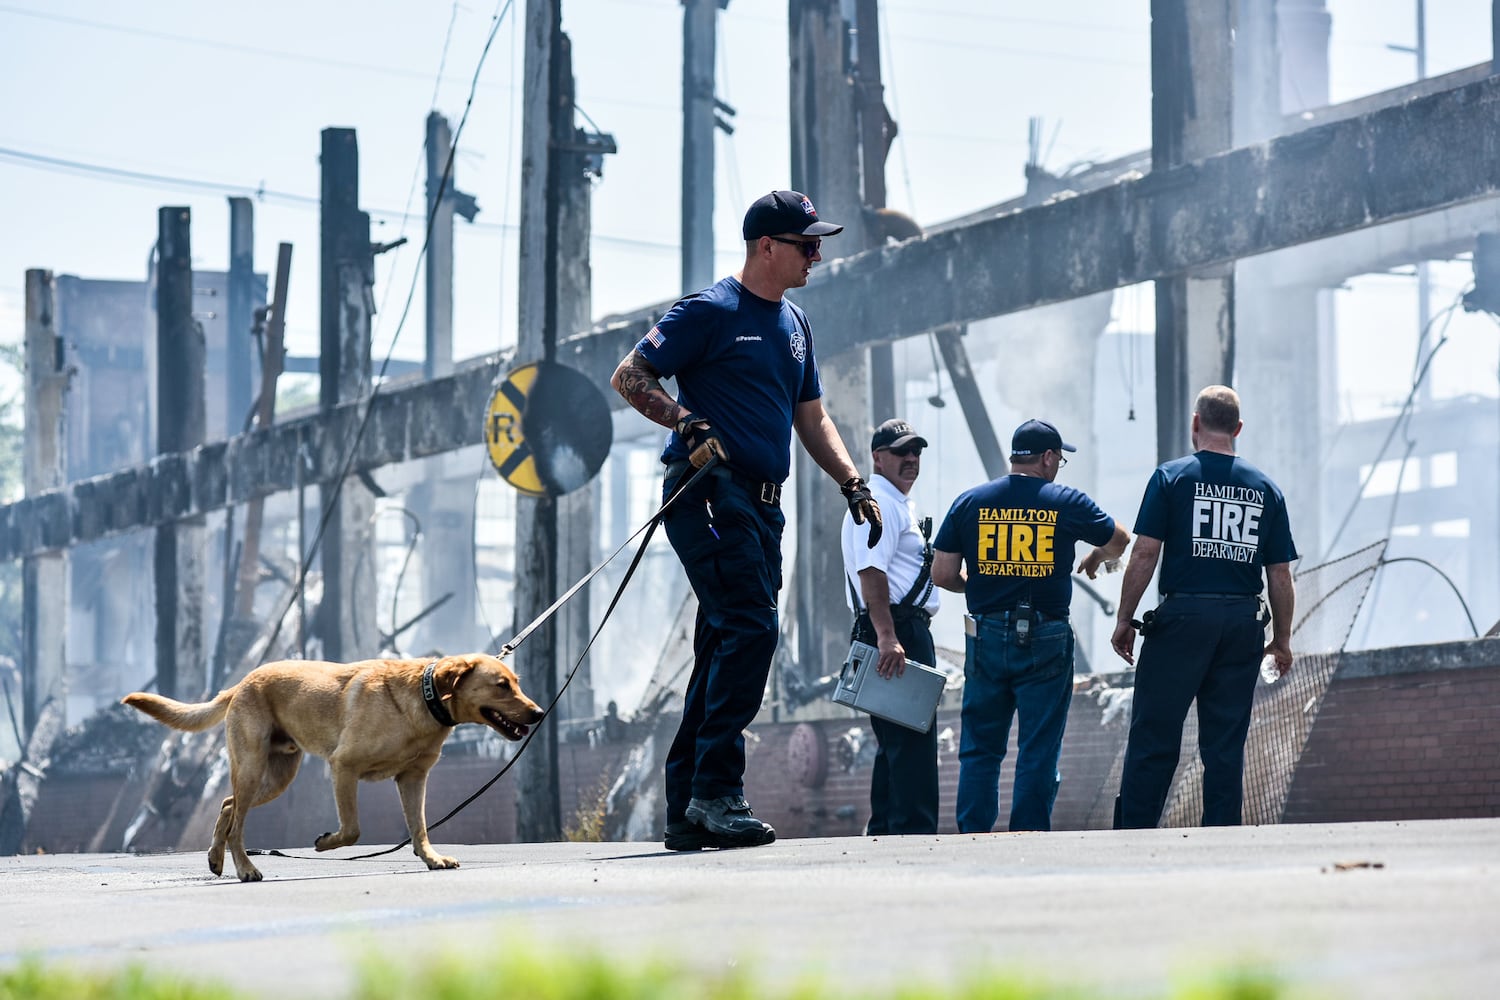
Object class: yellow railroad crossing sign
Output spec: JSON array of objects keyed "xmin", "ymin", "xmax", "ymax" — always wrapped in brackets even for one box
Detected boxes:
[{"xmin": 484, "ymin": 361, "xmax": 612, "ymax": 497}]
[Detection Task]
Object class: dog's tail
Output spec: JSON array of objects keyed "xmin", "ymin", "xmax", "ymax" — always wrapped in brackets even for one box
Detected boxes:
[{"xmin": 122, "ymin": 688, "xmax": 234, "ymax": 733}]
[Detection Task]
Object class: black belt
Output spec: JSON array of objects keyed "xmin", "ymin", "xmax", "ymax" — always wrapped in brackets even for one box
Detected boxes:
[
  {"xmin": 664, "ymin": 460, "xmax": 781, "ymax": 507},
  {"xmin": 1163, "ymin": 592, "xmax": 1256, "ymax": 600},
  {"xmin": 978, "ymin": 607, "xmax": 1068, "ymax": 623}
]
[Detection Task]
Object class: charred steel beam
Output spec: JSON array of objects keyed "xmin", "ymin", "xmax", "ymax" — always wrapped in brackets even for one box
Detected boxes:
[{"xmin": 4, "ymin": 73, "xmax": 1500, "ymax": 562}]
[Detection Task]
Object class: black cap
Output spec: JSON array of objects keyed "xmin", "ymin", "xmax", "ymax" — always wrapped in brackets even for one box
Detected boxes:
[
  {"xmin": 743, "ymin": 190, "xmax": 844, "ymax": 241},
  {"xmin": 1011, "ymin": 419, "xmax": 1077, "ymax": 457},
  {"xmin": 871, "ymin": 418, "xmax": 928, "ymax": 452}
]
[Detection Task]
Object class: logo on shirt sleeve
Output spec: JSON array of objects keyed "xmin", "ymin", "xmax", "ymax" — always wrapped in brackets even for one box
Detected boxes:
[
  {"xmin": 974, "ymin": 507, "xmax": 1057, "ymax": 577},
  {"xmin": 645, "ymin": 326, "xmax": 664, "ymax": 348},
  {"xmin": 1191, "ymin": 484, "xmax": 1264, "ymax": 563}
]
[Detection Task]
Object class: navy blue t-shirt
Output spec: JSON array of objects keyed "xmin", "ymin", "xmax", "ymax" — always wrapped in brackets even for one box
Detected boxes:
[
  {"xmin": 934, "ymin": 474, "xmax": 1115, "ymax": 618},
  {"xmin": 635, "ymin": 276, "xmax": 822, "ymax": 484},
  {"xmin": 1134, "ymin": 451, "xmax": 1298, "ymax": 595}
]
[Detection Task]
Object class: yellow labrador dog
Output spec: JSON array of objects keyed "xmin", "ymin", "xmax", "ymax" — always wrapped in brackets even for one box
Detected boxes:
[{"xmin": 122, "ymin": 653, "xmax": 544, "ymax": 882}]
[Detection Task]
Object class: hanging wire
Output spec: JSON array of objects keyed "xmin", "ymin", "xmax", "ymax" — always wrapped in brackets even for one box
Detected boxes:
[
  {"xmin": 252, "ymin": 0, "xmax": 518, "ymax": 666},
  {"xmin": 1322, "ymin": 288, "xmax": 1465, "ymax": 560}
]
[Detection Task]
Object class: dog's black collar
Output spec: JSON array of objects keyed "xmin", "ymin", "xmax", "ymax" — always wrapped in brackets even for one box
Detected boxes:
[{"xmin": 421, "ymin": 661, "xmax": 456, "ymax": 727}]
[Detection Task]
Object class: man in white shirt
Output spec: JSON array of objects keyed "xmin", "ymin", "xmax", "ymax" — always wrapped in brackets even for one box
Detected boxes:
[{"xmin": 841, "ymin": 418, "xmax": 942, "ymax": 835}]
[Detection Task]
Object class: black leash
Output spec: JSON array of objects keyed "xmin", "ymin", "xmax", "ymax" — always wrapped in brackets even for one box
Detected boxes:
[{"xmin": 341, "ymin": 455, "xmax": 718, "ymax": 861}]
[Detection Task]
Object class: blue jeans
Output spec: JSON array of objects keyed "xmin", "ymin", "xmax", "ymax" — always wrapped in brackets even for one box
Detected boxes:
[{"xmin": 956, "ymin": 613, "xmax": 1074, "ymax": 833}]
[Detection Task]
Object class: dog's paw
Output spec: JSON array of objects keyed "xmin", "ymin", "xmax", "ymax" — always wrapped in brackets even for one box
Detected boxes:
[
  {"xmin": 424, "ymin": 854, "xmax": 460, "ymax": 870},
  {"xmin": 208, "ymin": 855, "xmax": 223, "ymax": 877},
  {"xmin": 236, "ymin": 866, "xmax": 264, "ymax": 883},
  {"xmin": 315, "ymin": 830, "xmax": 356, "ymax": 852}
]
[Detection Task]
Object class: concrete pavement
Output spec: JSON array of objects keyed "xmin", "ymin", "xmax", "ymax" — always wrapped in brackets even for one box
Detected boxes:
[{"xmin": 3, "ymin": 817, "xmax": 1498, "ymax": 998}]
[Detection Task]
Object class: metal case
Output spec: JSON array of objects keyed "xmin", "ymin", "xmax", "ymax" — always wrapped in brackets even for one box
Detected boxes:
[{"xmin": 831, "ymin": 640, "xmax": 946, "ymax": 733}]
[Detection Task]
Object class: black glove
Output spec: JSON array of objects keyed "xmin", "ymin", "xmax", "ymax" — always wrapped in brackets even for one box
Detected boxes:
[
  {"xmin": 841, "ymin": 476, "xmax": 883, "ymax": 548},
  {"xmin": 675, "ymin": 413, "xmax": 729, "ymax": 469}
]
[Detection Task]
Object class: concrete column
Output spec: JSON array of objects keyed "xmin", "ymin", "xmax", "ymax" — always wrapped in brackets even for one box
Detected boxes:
[
  {"xmin": 226, "ymin": 197, "xmax": 255, "ymax": 438},
  {"xmin": 1151, "ymin": 0, "xmax": 1236, "ymax": 459},
  {"xmin": 21, "ymin": 269, "xmax": 68, "ymax": 735}
]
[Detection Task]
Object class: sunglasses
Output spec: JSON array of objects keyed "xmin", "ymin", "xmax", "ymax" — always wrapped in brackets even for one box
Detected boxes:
[
  {"xmin": 885, "ymin": 445, "xmax": 924, "ymax": 458},
  {"xmin": 768, "ymin": 235, "xmax": 821, "ymax": 259}
]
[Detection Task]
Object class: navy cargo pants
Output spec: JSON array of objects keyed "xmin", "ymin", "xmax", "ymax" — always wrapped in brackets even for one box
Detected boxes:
[
  {"xmin": 1116, "ymin": 595, "xmax": 1264, "ymax": 828},
  {"xmin": 661, "ymin": 464, "xmax": 784, "ymax": 824},
  {"xmin": 854, "ymin": 609, "xmax": 940, "ymax": 835}
]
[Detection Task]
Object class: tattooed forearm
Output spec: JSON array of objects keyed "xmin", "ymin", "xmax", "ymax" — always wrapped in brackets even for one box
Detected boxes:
[{"xmin": 610, "ymin": 350, "xmax": 684, "ymax": 428}]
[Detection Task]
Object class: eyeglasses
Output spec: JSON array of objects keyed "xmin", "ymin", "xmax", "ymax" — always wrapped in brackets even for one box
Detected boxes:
[
  {"xmin": 1053, "ymin": 451, "xmax": 1068, "ymax": 468},
  {"xmin": 768, "ymin": 235, "xmax": 821, "ymax": 259},
  {"xmin": 884, "ymin": 446, "xmax": 924, "ymax": 458}
]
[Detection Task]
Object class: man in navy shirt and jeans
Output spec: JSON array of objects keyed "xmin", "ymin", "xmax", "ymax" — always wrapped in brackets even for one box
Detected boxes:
[
  {"xmin": 611, "ymin": 190, "xmax": 883, "ymax": 850},
  {"xmin": 933, "ymin": 419, "xmax": 1129, "ymax": 833},
  {"xmin": 1111, "ymin": 385, "xmax": 1298, "ymax": 828}
]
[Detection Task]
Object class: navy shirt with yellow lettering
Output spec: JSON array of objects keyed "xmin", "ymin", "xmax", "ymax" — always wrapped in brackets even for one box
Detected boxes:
[
  {"xmin": 935, "ymin": 475, "xmax": 1115, "ymax": 618},
  {"xmin": 1135, "ymin": 451, "xmax": 1298, "ymax": 595}
]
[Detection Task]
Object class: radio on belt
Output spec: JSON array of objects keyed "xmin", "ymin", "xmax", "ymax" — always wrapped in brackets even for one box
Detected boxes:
[{"xmin": 831, "ymin": 640, "xmax": 946, "ymax": 733}]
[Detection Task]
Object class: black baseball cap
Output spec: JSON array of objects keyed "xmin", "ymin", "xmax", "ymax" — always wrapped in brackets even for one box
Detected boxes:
[
  {"xmin": 1011, "ymin": 419, "xmax": 1077, "ymax": 457},
  {"xmin": 743, "ymin": 190, "xmax": 844, "ymax": 241},
  {"xmin": 871, "ymin": 418, "xmax": 928, "ymax": 452}
]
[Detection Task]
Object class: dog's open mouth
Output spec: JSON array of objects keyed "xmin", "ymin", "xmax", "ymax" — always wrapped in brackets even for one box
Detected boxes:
[{"xmin": 481, "ymin": 707, "xmax": 530, "ymax": 741}]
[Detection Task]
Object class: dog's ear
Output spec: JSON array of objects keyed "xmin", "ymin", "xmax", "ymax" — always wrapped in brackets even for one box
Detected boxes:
[{"xmin": 432, "ymin": 655, "xmax": 478, "ymax": 701}]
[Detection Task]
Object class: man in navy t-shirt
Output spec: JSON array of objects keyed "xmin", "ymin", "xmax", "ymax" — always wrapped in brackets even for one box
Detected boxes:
[
  {"xmin": 933, "ymin": 419, "xmax": 1129, "ymax": 833},
  {"xmin": 610, "ymin": 190, "xmax": 883, "ymax": 851},
  {"xmin": 1111, "ymin": 385, "xmax": 1298, "ymax": 828}
]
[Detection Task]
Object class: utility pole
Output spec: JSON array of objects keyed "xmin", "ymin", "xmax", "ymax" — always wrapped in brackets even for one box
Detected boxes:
[
  {"xmin": 515, "ymin": 0, "xmax": 564, "ymax": 843},
  {"xmin": 227, "ymin": 198, "xmax": 255, "ymax": 438},
  {"xmin": 789, "ymin": 0, "xmax": 870, "ymax": 690},
  {"xmin": 154, "ymin": 207, "xmax": 207, "ymax": 698},
  {"xmin": 425, "ymin": 111, "xmax": 461, "ymax": 381},
  {"xmin": 318, "ymin": 128, "xmax": 376, "ymax": 663},
  {"xmin": 514, "ymin": 0, "xmax": 618, "ymax": 838},
  {"xmin": 681, "ymin": 0, "xmax": 732, "ymax": 293},
  {"xmin": 1150, "ymin": 0, "xmax": 1235, "ymax": 461},
  {"xmin": 21, "ymin": 269, "xmax": 67, "ymax": 735}
]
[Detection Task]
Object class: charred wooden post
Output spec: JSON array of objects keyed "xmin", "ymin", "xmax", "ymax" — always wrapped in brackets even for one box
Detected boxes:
[
  {"xmin": 790, "ymin": 0, "xmax": 872, "ymax": 695},
  {"xmin": 154, "ymin": 207, "xmax": 207, "ymax": 699},
  {"xmin": 318, "ymin": 128, "xmax": 376, "ymax": 663}
]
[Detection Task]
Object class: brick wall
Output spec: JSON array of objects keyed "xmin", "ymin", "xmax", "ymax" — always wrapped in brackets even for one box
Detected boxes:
[{"xmin": 1283, "ymin": 644, "xmax": 1500, "ymax": 823}]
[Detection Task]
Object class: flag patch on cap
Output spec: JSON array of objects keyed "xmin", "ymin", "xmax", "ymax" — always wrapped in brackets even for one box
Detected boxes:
[{"xmin": 799, "ymin": 196, "xmax": 816, "ymax": 216}]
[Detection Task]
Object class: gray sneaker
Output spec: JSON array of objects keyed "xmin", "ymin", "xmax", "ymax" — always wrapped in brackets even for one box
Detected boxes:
[{"xmin": 684, "ymin": 795, "xmax": 776, "ymax": 847}]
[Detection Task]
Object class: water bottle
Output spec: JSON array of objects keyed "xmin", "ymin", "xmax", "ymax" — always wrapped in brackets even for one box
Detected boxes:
[{"xmin": 1260, "ymin": 653, "xmax": 1283, "ymax": 685}]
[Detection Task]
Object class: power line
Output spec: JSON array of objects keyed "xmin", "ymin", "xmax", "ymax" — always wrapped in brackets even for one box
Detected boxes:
[
  {"xmin": 0, "ymin": 144, "xmax": 682, "ymax": 254},
  {"xmin": 0, "ymin": 3, "xmax": 485, "ymax": 91}
]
